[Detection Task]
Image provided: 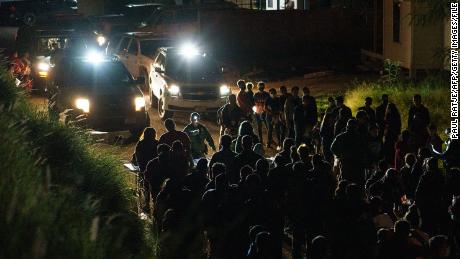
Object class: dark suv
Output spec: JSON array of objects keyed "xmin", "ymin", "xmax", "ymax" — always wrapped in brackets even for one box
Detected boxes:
[{"xmin": 48, "ymin": 57, "xmax": 149, "ymax": 135}]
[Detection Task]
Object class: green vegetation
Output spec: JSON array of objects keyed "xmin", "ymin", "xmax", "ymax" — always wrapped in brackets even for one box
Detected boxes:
[
  {"xmin": 345, "ymin": 75, "xmax": 450, "ymax": 135},
  {"xmin": 0, "ymin": 59, "xmax": 153, "ymax": 258}
]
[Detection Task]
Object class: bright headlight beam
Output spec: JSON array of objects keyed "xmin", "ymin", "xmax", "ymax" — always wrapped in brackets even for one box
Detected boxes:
[
  {"xmin": 179, "ymin": 43, "xmax": 200, "ymax": 59},
  {"xmin": 220, "ymin": 85, "xmax": 230, "ymax": 96},
  {"xmin": 75, "ymin": 98, "xmax": 90, "ymax": 113},
  {"xmin": 168, "ymin": 84, "xmax": 180, "ymax": 96},
  {"xmin": 38, "ymin": 62, "xmax": 50, "ymax": 71},
  {"xmin": 97, "ymin": 35, "xmax": 106, "ymax": 46},
  {"xmin": 85, "ymin": 50, "xmax": 104, "ymax": 63},
  {"xmin": 135, "ymin": 97, "xmax": 145, "ymax": 111}
]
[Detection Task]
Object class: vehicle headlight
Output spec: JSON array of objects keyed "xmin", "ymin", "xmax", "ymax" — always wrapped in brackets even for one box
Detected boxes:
[
  {"xmin": 168, "ymin": 84, "xmax": 180, "ymax": 96},
  {"xmin": 75, "ymin": 98, "xmax": 90, "ymax": 113},
  {"xmin": 38, "ymin": 62, "xmax": 50, "ymax": 71},
  {"xmin": 97, "ymin": 35, "xmax": 106, "ymax": 46},
  {"xmin": 220, "ymin": 85, "xmax": 230, "ymax": 96},
  {"xmin": 135, "ymin": 97, "xmax": 145, "ymax": 111}
]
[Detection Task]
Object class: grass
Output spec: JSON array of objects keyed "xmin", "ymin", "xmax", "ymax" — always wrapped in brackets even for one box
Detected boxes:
[
  {"xmin": 344, "ymin": 74, "xmax": 451, "ymax": 137},
  {"xmin": 0, "ymin": 56, "xmax": 154, "ymax": 258}
]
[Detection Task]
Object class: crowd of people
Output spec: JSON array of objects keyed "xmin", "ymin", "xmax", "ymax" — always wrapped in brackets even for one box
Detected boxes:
[{"xmin": 133, "ymin": 80, "xmax": 460, "ymax": 259}]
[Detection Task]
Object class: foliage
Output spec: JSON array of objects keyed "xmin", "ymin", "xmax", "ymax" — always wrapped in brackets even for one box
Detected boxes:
[
  {"xmin": 382, "ymin": 59, "xmax": 402, "ymax": 86},
  {"xmin": 345, "ymin": 74, "xmax": 450, "ymax": 137},
  {"xmin": 0, "ymin": 58, "xmax": 154, "ymax": 258},
  {"xmin": 411, "ymin": 0, "xmax": 452, "ymax": 26}
]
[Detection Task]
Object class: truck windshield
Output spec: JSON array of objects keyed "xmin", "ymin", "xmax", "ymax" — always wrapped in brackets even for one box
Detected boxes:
[
  {"xmin": 36, "ymin": 36, "xmax": 85, "ymax": 56},
  {"xmin": 57, "ymin": 61, "xmax": 132, "ymax": 87},
  {"xmin": 166, "ymin": 54, "xmax": 221, "ymax": 81},
  {"xmin": 140, "ymin": 39, "xmax": 172, "ymax": 57}
]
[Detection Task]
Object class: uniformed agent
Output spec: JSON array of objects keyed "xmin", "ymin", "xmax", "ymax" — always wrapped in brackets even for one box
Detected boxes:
[{"xmin": 183, "ymin": 112, "xmax": 216, "ymax": 159}]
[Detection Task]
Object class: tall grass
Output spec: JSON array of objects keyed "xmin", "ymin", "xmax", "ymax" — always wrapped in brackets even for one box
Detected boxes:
[
  {"xmin": 0, "ymin": 59, "xmax": 153, "ymax": 258},
  {"xmin": 344, "ymin": 75, "xmax": 450, "ymax": 135}
]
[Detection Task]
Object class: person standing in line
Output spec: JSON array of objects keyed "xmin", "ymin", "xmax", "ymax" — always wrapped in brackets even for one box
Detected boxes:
[{"xmin": 253, "ymin": 82, "xmax": 270, "ymax": 145}]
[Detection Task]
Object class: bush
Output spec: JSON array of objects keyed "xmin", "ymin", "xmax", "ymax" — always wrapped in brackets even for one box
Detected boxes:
[
  {"xmin": 0, "ymin": 60, "xmax": 153, "ymax": 258},
  {"xmin": 344, "ymin": 76, "xmax": 450, "ymax": 135}
]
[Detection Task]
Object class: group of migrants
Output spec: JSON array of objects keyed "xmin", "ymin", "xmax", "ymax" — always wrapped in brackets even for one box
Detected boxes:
[{"xmin": 133, "ymin": 80, "xmax": 460, "ymax": 259}]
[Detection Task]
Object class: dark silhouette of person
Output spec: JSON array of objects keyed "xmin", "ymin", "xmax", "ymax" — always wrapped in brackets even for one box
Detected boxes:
[
  {"xmin": 375, "ymin": 94, "xmax": 389, "ymax": 141},
  {"xmin": 333, "ymin": 107, "xmax": 352, "ymax": 137},
  {"xmin": 408, "ymin": 94, "xmax": 430, "ymax": 150},
  {"xmin": 159, "ymin": 118, "xmax": 191, "ymax": 160},
  {"xmin": 382, "ymin": 103, "xmax": 401, "ymax": 163},
  {"xmin": 320, "ymin": 111, "xmax": 336, "ymax": 163},
  {"xmin": 134, "ymin": 127, "xmax": 158, "ymax": 172},
  {"xmin": 358, "ymin": 96, "xmax": 376, "ymax": 123},
  {"xmin": 234, "ymin": 120, "xmax": 260, "ymax": 154},
  {"xmin": 331, "ymin": 119, "xmax": 368, "ymax": 187},
  {"xmin": 210, "ymin": 134, "xmax": 237, "ymax": 181},
  {"xmin": 145, "ymin": 144, "xmax": 171, "ymax": 206},
  {"xmin": 233, "ymin": 135, "xmax": 264, "ymax": 177},
  {"xmin": 294, "ymin": 95, "xmax": 318, "ymax": 145},
  {"xmin": 394, "ymin": 129, "xmax": 411, "ymax": 171}
]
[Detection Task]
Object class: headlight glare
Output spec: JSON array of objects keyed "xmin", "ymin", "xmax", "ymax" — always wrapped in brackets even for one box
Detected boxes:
[
  {"xmin": 168, "ymin": 84, "xmax": 180, "ymax": 96},
  {"xmin": 75, "ymin": 98, "xmax": 90, "ymax": 113},
  {"xmin": 135, "ymin": 97, "xmax": 145, "ymax": 111},
  {"xmin": 220, "ymin": 85, "xmax": 230, "ymax": 96},
  {"xmin": 38, "ymin": 62, "xmax": 50, "ymax": 71}
]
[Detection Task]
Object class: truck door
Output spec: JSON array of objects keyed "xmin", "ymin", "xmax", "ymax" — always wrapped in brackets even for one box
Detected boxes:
[
  {"xmin": 152, "ymin": 53, "xmax": 165, "ymax": 98},
  {"xmin": 126, "ymin": 39, "xmax": 140, "ymax": 78}
]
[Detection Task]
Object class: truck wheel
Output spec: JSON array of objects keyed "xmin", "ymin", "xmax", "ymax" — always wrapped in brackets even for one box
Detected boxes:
[
  {"xmin": 23, "ymin": 12, "xmax": 37, "ymax": 26},
  {"xmin": 158, "ymin": 97, "xmax": 172, "ymax": 120}
]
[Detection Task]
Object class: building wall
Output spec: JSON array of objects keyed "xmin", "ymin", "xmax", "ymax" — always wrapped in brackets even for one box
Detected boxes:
[
  {"xmin": 382, "ymin": 0, "xmax": 412, "ymax": 69},
  {"xmin": 412, "ymin": 2, "xmax": 444, "ymax": 70}
]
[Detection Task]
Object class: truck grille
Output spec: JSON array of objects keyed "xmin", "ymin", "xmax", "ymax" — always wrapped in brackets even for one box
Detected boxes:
[
  {"xmin": 92, "ymin": 95, "xmax": 133, "ymax": 114},
  {"xmin": 181, "ymin": 87, "xmax": 218, "ymax": 100}
]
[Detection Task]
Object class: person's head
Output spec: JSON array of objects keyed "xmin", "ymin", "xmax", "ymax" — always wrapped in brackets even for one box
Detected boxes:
[
  {"xmin": 172, "ymin": 140, "xmax": 184, "ymax": 153},
  {"xmin": 249, "ymin": 225, "xmax": 268, "ymax": 243},
  {"xmin": 413, "ymin": 94, "xmax": 422, "ymax": 106},
  {"xmin": 423, "ymin": 157, "xmax": 438, "ymax": 173},
  {"xmin": 384, "ymin": 168, "xmax": 398, "ymax": 181},
  {"xmin": 274, "ymin": 154, "xmax": 287, "ymax": 167},
  {"xmin": 140, "ymin": 127, "xmax": 156, "ymax": 141},
  {"xmin": 280, "ymin": 85, "xmax": 287, "ymax": 95},
  {"xmin": 253, "ymin": 143, "xmax": 264, "ymax": 157},
  {"xmin": 345, "ymin": 119, "xmax": 358, "ymax": 133},
  {"xmin": 164, "ymin": 118, "xmax": 176, "ymax": 132},
  {"xmin": 404, "ymin": 153, "xmax": 417, "ymax": 167},
  {"xmin": 377, "ymin": 228, "xmax": 392, "ymax": 244},
  {"xmin": 303, "ymin": 86, "xmax": 310, "ymax": 96},
  {"xmin": 335, "ymin": 96, "xmax": 344, "ymax": 106},
  {"xmin": 369, "ymin": 123, "xmax": 379, "ymax": 137},
  {"xmin": 335, "ymin": 180, "xmax": 349, "ymax": 198},
  {"xmin": 302, "ymin": 95, "xmax": 310, "ymax": 107},
  {"xmin": 246, "ymin": 82, "xmax": 254, "ymax": 92},
  {"xmin": 238, "ymin": 120, "xmax": 254, "ymax": 136},
  {"xmin": 228, "ymin": 94, "xmax": 237, "ymax": 105},
  {"xmin": 429, "ymin": 235, "xmax": 450, "ymax": 258},
  {"xmin": 219, "ymin": 134, "xmax": 232, "ymax": 150},
  {"xmin": 246, "ymin": 173, "xmax": 262, "ymax": 192},
  {"xmin": 157, "ymin": 143, "xmax": 171, "ymax": 155},
  {"xmin": 381, "ymin": 94, "xmax": 389, "ymax": 104},
  {"xmin": 394, "ymin": 220, "xmax": 411, "ymax": 238},
  {"xmin": 401, "ymin": 129, "xmax": 410, "ymax": 142},
  {"xmin": 255, "ymin": 231, "xmax": 272, "ymax": 255},
  {"xmin": 282, "ymin": 138, "xmax": 295, "ymax": 152},
  {"xmin": 386, "ymin": 103, "xmax": 398, "ymax": 116},
  {"xmin": 255, "ymin": 159, "xmax": 269, "ymax": 177},
  {"xmin": 309, "ymin": 235, "xmax": 330, "ymax": 259},
  {"xmin": 356, "ymin": 110, "xmax": 368, "ymax": 123},
  {"xmin": 429, "ymin": 123, "xmax": 438, "ymax": 135},
  {"xmin": 292, "ymin": 86, "xmax": 299, "ymax": 96},
  {"xmin": 237, "ymin": 79, "xmax": 246, "ymax": 90},
  {"xmin": 339, "ymin": 107, "xmax": 352, "ymax": 119},
  {"xmin": 196, "ymin": 158, "xmax": 208, "ymax": 173},
  {"xmin": 297, "ymin": 144, "xmax": 309, "ymax": 160},
  {"xmin": 365, "ymin": 96, "xmax": 373, "ymax": 106},
  {"xmin": 242, "ymin": 135, "xmax": 253, "ymax": 151},
  {"xmin": 269, "ymin": 88, "xmax": 277, "ymax": 97},
  {"xmin": 257, "ymin": 81, "xmax": 265, "ymax": 92},
  {"xmin": 240, "ymin": 165, "xmax": 253, "ymax": 182},
  {"xmin": 190, "ymin": 112, "xmax": 200, "ymax": 126},
  {"xmin": 211, "ymin": 163, "xmax": 226, "ymax": 179}
]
